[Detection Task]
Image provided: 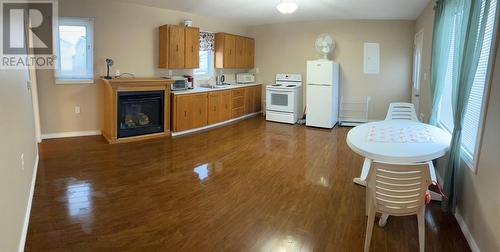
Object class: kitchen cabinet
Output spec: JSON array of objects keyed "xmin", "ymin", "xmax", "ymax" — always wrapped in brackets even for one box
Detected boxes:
[
  {"xmin": 208, "ymin": 92, "xmax": 221, "ymax": 124},
  {"xmin": 244, "ymin": 87, "xmax": 254, "ymax": 114},
  {"xmin": 220, "ymin": 91, "xmax": 232, "ymax": 121},
  {"xmin": 191, "ymin": 93, "xmax": 208, "ymax": 128},
  {"xmin": 244, "ymin": 38, "xmax": 255, "ymax": 69},
  {"xmin": 171, "ymin": 85, "xmax": 261, "ymax": 132},
  {"xmin": 172, "ymin": 93, "xmax": 207, "ymax": 131},
  {"xmin": 159, "ymin": 25, "xmax": 200, "ymax": 69},
  {"xmin": 208, "ymin": 90, "xmax": 232, "ymax": 124},
  {"xmin": 231, "ymin": 88, "xmax": 245, "ymax": 118},
  {"xmin": 215, "ymin": 33, "xmax": 254, "ymax": 69},
  {"xmin": 184, "ymin": 27, "xmax": 200, "ymax": 68},
  {"xmin": 253, "ymin": 85, "xmax": 262, "ymax": 112}
]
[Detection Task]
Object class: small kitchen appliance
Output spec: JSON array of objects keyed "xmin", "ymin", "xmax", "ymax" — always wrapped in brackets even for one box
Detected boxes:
[
  {"xmin": 216, "ymin": 74, "xmax": 225, "ymax": 85},
  {"xmin": 236, "ymin": 73, "xmax": 255, "ymax": 84},
  {"xmin": 170, "ymin": 76, "xmax": 189, "ymax": 91},
  {"xmin": 266, "ymin": 74, "xmax": 303, "ymax": 124},
  {"xmin": 183, "ymin": 75, "xmax": 194, "ymax": 89}
]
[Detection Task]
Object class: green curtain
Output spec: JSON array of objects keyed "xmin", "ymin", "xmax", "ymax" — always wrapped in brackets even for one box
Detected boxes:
[{"xmin": 429, "ymin": 0, "xmax": 493, "ymax": 211}]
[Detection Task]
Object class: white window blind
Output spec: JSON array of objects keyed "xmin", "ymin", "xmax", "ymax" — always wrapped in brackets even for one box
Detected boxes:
[
  {"xmin": 462, "ymin": 0, "xmax": 497, "ymax": 157},
  {"xmin": 438, "ymin": 15, "xmax": 457, "ymax": 132},
  {"xmin": 55, "ymin": 17, "xmax": 94, "ymax": 83},
  {"xmin": 437, "ymin": 0, "xmax": 497, "ymax": 168},
  {"xmin": 194, "ymin": 50, "xmax": 214, "ymax": 79}
]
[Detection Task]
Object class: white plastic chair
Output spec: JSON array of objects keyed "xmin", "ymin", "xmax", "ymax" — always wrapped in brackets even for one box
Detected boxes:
[
  {"xmin": 364, "ymin": 161, "xmax": 431, "ymax": 252},
  {"xmin": 385, "ymin": 102, "xmax": 419, "ymax": 121}
]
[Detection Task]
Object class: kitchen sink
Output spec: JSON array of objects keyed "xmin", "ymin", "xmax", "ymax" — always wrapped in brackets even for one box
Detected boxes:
[{"xmin": 202, "ymin": 85, "xmax": 230, "ymax": 89}]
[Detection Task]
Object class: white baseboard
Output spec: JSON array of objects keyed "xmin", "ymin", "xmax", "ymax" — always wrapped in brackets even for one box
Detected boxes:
[
  {"xmin": 41, "ymin": 130, "xmax": 101, "ymax": 140},
  {"xmin": 171, "ymin": 112, "xmax": 261, "ymax": 137},
  {"xmin": 455, "ymin": 208, "xmax": 481, "ymax": 252},
  {"xmin": 18, "ymin": 153, "xmax": 39, "ymax": 252}
]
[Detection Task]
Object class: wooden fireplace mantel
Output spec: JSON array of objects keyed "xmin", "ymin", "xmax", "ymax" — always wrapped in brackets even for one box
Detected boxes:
[{"xmin": 101, "ymin": 77, "xmax": 173, "ymax": 144}]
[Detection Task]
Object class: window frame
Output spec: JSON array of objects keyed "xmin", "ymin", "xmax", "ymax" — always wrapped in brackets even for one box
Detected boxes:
[
  {"xmin": 55, "ymin": 17, "xmax": 94, "ymax": 84},
  {"xmin": 193, "ymin": 50, "xmax": 214, "ymax": 81},
  {"xmin": 436, "ymin": 3, "xmax": 499, "ymax": 172}
]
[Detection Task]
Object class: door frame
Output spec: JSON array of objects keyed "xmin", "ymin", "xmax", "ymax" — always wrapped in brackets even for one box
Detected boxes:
[
  {"xmin": 412, "ymin": 29, "xmax": 424, "ymax": 118},
  {"xmin": 26, "ymin": 15, "xmax": 42, "ymax": 142}
]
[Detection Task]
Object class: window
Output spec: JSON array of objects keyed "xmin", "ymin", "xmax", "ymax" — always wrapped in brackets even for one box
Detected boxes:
[
  {"xmin": 193, "ymin": 50, "xmax": 214, "ymax": 79},
  {"xmin": 437, "ymin": 0, "xmax": 497, "ymax": 168},
  {"xmin": 55, "ymin": 18, "xmax": 94, "ymax": 83}
]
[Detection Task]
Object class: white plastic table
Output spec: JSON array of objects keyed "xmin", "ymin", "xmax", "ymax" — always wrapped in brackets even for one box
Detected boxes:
[{"xmin": 347, "ymin": 120, "xmax": 451, "ymax": 186}]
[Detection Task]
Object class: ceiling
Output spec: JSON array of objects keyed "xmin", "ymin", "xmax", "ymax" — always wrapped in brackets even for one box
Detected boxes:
[{"xmin": 118, "ymin": 0, "xmax": 430, "ymax": 26}]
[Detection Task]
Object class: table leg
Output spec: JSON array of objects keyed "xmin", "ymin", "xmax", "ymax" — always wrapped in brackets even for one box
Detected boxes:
[{"xmin": 353, "ymin": 158, "xmax": 371, "ymax": 186}]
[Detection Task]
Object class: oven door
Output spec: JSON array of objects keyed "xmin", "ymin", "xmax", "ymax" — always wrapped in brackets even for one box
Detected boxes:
[{"xmin": 266, "ymin": 88, "xmax": 294, "ymax": 113}]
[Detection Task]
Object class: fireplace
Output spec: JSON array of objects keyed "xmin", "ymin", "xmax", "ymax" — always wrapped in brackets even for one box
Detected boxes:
[{"xmin": 117, "ymin": 91, "xmax": 164, "ymax": 138}]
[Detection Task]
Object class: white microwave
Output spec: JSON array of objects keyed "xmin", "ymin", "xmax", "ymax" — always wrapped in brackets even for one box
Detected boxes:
[{"xmin": 236, "ymin": 73, "xmax": 255, "ymax": 84}]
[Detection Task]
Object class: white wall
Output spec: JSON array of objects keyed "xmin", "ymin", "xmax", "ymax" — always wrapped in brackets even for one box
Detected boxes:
[
  {"xmin": 0, "ymin": 68, "xmax": 38, "ymax": 250},
  {"xmin": 249, "ymin": 20, "xmax": 415, "ymax": 120},
  {"xmin": 37, "ymin": 0, "xmax": 251, "ymax": 135}
]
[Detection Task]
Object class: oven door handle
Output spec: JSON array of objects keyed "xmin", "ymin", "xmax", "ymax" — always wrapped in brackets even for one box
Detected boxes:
[{"xmin": 267, "ymin": 88, "xmax": 293, "ymax": 93}]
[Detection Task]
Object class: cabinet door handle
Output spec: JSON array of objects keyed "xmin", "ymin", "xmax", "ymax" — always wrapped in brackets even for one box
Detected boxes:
[
  {"xmin": 184, "ymin": 111, "xmax": 187, "ymax": 117},
  {"xmin": 229, "ymin": 49, "xmax": 232, "ymax": 55},
  {"xmin": 191, "ymin": 46, "xmax": 193, "ymax": 52},
  {"xmin": 176, "ymin": 45, "xmax": 179, "ymax": 52}
]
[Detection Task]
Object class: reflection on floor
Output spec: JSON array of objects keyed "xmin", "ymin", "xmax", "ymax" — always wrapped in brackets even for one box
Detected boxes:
[{"xmin": 25, "ymin": 116, "xmax": 470, "ymax": 251}]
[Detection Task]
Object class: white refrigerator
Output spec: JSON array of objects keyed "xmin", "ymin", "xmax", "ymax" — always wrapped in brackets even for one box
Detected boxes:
[{"xmin": 306, "ymin": 60, "xmax": 339, "ymax": 128}]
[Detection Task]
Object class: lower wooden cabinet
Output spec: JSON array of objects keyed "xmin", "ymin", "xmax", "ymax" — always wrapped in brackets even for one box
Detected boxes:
[
  {"xmin": 244, "ymin": 87, "xmax": 254, "ymax": 114},
  {"xmin": 172, "ymin": 93, "xmax": 207, "ymax": 131},
  {"xmin": 220, "ymin": 91, "xmax": 232, "ymax": 121},
  {"xmin": 253, "ymin": 85, "xmax": 262, "ymax": 112},
  {"xmin": 208, "ymin": 90, "xmax": 232, "ymax": 124},
  {"xmin": 172, "ymin": 85, "xmax": 261, "ymax": 132},
  {"xmin": 244, "ymin": 85, "xmax": 262, "ymax": 114}
]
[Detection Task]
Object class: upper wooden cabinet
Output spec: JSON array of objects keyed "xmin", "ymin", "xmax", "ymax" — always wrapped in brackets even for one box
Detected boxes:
[
  {"xmin": 159, "ymin": 25, "xmax": 200, "ymax": 69},
  {"xmin": 184, "ymin": 27, "xmax": 200, "ymax": 68},
  {"xmin": 215, "ymin": 33, "xmax": 254, "ymax": 69}
]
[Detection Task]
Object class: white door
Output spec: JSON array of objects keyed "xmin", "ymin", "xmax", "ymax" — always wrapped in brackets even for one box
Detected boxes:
[
  {"xmin": 306, "ymin": 84, "xmax": 333, "ymax": 128},
  {"xmin": 412, "ymin": 30, "xmax": 424, "ymax": 117},
  {"xmin": 307, "ymin": 60, "xmax": 333, "ymax": 85}
]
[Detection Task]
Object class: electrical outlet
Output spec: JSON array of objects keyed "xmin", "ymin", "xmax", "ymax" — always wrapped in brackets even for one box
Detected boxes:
[
  {"xmin": 420, "ymin": 113, "xmax": 425, "ymax": 122},
  {"xmin": 20, "ymin": 153, "xmax": 25, "ymax": 170},
  {"xmin": 75, "ymin": 106, "xmax": 81, "ymax": 114},
  {"xmin": 115, "ymin": 70, "xmax": 120, "ymax": 76},
  {"xmin": 255, "ymin": 68, "xmax": 260, "ymax": 73}
]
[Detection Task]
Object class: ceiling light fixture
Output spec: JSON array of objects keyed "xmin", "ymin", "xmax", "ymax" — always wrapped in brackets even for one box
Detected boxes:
[{"xmin": 276, "ymin": 0, "xmax": 298, "ymax": 14}]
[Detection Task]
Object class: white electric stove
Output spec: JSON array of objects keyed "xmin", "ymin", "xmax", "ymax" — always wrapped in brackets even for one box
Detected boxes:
[{"xmin": 266, "ymin": 74, "xmax": 303, "ymax": 124}]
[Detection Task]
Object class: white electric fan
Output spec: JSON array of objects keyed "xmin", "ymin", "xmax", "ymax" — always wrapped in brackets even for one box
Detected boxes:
[{"xmin": 315, "ymin": 33, "xmax": 335, "ymax": 60}]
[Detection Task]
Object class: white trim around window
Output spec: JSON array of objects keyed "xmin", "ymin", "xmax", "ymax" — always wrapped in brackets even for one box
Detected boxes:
[{"xmin": 55, "ymin": 17, "xmax": 94, "ymax": 84}]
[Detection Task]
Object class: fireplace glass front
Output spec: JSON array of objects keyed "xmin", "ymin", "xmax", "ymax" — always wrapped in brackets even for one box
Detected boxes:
[{"xmin": 117, "ymin": 91, "xmax": 164, "ymax": 138}]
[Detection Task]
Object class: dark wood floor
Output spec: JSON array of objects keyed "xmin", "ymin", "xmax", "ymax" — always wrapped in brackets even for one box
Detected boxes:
[{"xmin": 26, "ymin": 116, "xmax": 470, "ymax": 251}]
